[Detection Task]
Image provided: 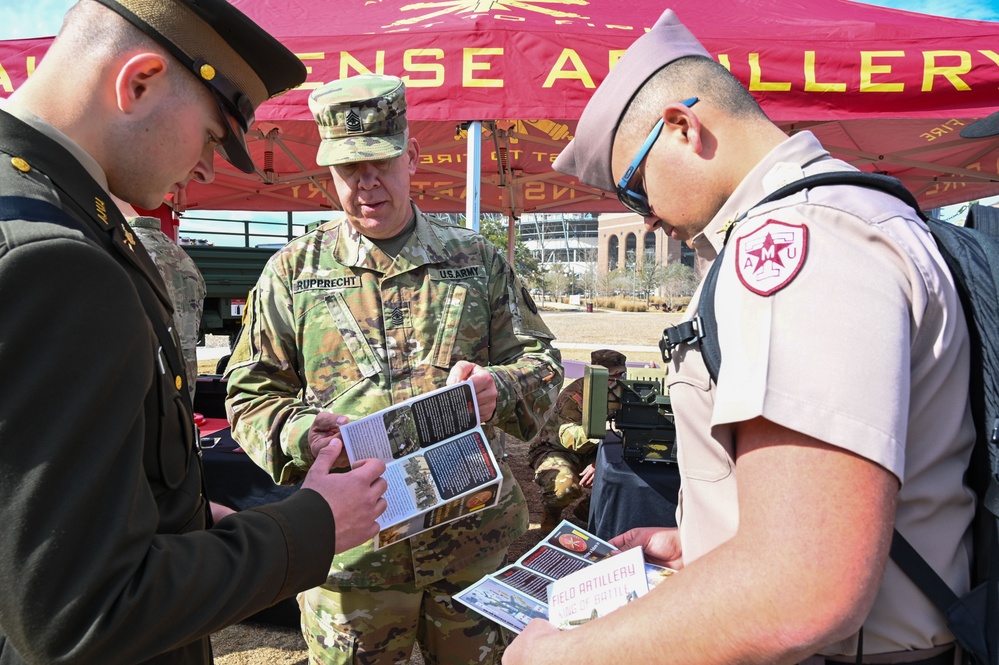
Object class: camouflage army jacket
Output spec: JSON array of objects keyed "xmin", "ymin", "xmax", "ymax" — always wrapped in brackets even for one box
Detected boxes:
[
  {"xmin": 226, "ymin": 205, "xmax": 563, "ymax": 587},
  {"xmin": 129, "ymin": 217, "xmax": 206, "ymax": 402}
]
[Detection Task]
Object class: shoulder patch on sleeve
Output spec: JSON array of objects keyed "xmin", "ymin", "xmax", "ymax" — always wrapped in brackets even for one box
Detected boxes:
[
  {"xmin": 735, "ymin": 219, "xmax": 808, "ymax": 296},
  {"xmin": 521, "ymin": 286, "xmax": 538, "ymax": 314}
]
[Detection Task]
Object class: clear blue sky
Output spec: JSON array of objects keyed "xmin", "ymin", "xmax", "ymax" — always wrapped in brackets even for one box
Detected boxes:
[{"xmin": 2, "ymin": 0, "xmax": 997, "ymax": 222}]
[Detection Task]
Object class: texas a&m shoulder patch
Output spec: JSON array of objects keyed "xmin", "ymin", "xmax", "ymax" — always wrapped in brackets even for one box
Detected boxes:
[{"xmin": 735, "ymin": 219, "xmax": 808, "ymax": 296}]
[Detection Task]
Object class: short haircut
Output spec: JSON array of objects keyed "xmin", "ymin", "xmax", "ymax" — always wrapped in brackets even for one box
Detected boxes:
[
  {"xmin": 58, "ymin": 1, "xmax": 147, "ymax": 60},
  {"xmin": 621, "ymin": 56, "xmax": 769, "ymax": 137},
  {"xmin": 57, "ymin": 1, "xmax": 198, "ymax": 97}
]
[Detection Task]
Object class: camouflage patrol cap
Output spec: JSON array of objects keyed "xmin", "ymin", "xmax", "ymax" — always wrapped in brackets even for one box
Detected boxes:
[
  {"xmin": 591, "ymin": 349, "xmax": 627, "ymax": 372},
  {"xmin": 309, "ymin": 74, "xmax": 408, "ymax": 166},
  {"xmin": 92, "ymin": 0, "xmax": 307, "ymax": 174},
  {"xmin": 553, "ymin": 9, "xmax": 711, "ymax": 192}
]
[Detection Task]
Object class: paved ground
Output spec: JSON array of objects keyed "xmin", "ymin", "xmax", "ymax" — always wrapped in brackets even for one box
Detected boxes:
[{"xmin": 207, "ymin": 306, "xmax": 686, "ymax": 664}]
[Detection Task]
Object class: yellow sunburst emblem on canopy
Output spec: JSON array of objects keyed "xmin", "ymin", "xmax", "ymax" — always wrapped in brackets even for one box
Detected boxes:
[{"xmin": 385, "ymin": 0, "xmax": 590, "ymax": 28}]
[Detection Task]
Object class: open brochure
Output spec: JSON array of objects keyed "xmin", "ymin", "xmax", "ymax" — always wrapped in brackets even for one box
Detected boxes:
[
  {"xmin": 339, "ymin": 381, "xmax": 502, "ymax": 550},
  {"xmin": 453, "ymin": 520, "xmax": 675, "ymax": 633}
]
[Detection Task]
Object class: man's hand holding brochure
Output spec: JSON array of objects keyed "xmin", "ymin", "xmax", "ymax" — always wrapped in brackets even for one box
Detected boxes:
[
  {"xmin": 337, "ymin": 381, "xmax": 502, "ymax": 549},
  {"xmin": 454, "ymin": 520, "xmax": 676, "ymax": 633}
]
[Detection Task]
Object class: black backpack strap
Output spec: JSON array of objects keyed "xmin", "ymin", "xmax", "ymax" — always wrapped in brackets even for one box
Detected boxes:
[
  {"xmin": 758, "ymin": 171, "xmax": 928, "ymax": 222},
  {"xmin": 657, "ymin": 249, "xmax": 725, "ymax": 383},
  {"xmin": 695, "ymin": 244, "xmax": 725, "ymax": 383},
  {"xmin": 660, "ymin": 171, "xmax": 928, "ymax": 383},
  {"xmin": 891, "ymin": 530, "xmax": 992, "ymax": 663},
  {"xmin": 890, "ymin": 529, "xmax": 961, "ymax": 612}
]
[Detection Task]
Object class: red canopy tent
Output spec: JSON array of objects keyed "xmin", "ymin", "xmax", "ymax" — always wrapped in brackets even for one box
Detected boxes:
[{"xmin": 2, "ymin": 0, "xmax": 999, "ymax": 214}]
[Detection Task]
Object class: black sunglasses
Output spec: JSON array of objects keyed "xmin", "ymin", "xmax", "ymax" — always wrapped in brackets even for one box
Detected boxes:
[{"xmin": 616, "ymin": 97, "xmax": 699, "ymax": 217}]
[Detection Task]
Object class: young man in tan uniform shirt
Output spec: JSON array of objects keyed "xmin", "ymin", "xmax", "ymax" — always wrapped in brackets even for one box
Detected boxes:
[{"xmin": 503, "ymin": 10, "xmax": 974, "ymax": 665}]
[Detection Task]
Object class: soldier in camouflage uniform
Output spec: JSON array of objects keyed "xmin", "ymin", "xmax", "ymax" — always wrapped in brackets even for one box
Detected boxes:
[
  {"xmin": 528, "ymin": 349, "xmax": 627, "ymax": 531},
  {"xmin": 225, "ymin": 74, "xmax": 563, "ymax": 665},
  {"xmin": 127, "ymin": 215, "xmax": 206, "ymax": 401}
]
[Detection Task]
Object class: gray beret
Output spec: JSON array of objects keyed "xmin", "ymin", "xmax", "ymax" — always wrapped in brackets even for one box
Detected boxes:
[{"xmin": 553, "ymin": 9, "xmax": 710, "ymax": 192}]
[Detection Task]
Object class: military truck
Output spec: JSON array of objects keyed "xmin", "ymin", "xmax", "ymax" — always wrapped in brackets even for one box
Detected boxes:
[{"xmin": 182, "ymin": 244, "xmax": 277, "ymax": 344}]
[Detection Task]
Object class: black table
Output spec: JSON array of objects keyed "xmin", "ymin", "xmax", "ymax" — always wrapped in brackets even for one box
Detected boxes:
[
  {"xmin": 200, "ymin": 426, "xmax": 300, "ymax": 627},
  {"xmin": 200, "ymin": 427, "xmax": 298, "ymax": 511},
  {"xmin": 195, "ymin": 379, "xmax": 298, "ymax": 512},
  {"xmin": 587, "ymin": 435, "xmax": 681, "ymax": 541}
]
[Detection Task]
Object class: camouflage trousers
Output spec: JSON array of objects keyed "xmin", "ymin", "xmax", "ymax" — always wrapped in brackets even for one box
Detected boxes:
[
  {"xmin": 299, "ymin": 549, "xmax": 508, "ymax": 665},
  {"xmin": 533, "ymin": 451, "xmax": 594, "ymax": 510}
]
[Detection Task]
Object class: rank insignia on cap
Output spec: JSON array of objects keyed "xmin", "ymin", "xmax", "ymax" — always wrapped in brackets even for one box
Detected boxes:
[
  {"xmin": 345, "ymin": 109, "xmax": 363, "ymax": 133},
  {"xmin": 735, "ymin": 219, "xmax": 807, "ymax": 296}
]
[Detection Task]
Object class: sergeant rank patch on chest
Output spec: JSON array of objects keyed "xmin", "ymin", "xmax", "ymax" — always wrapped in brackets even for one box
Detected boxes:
[{"xmin": 735, "ymin": 219, "xmax": 808, "ymax": 296}]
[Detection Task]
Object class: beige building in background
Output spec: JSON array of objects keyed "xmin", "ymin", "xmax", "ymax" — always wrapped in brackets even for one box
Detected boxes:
[{"xmin": 596, "ymin": 212, "xmax": 694, "ymax": 275}]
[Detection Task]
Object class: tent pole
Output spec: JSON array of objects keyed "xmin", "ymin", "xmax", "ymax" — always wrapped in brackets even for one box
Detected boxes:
[
  {"xmin": 507, "ymin": 208, "xmax": 516, "ymax": 267},
  {"xmin": 465, "ymin": 121, "xmax": 482, "ymax": 232}
]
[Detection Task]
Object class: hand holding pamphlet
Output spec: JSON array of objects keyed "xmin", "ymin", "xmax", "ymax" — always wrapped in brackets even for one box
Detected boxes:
[
  {"xmin": 338, "ymin": 381, "xmax": 503, "ymax": 549},
  {"xmin": 454, "ymin": 520, "xmax": 675, "ymax": 633}
]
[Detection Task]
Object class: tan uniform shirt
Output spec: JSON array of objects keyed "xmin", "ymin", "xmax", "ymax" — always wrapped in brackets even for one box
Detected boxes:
[{"xmin": 668, "ymin": 131, "xmax": 976, "ymax": 656}]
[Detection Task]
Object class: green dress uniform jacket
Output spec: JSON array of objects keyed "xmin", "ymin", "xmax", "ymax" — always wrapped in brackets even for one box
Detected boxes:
[
  {"xmin": 226, "ymin": 208, "xmax": 563, "ymax": 588},
  {"xmin": 0, "ymin": 108, "xmax": 336, "ymax": 665}
]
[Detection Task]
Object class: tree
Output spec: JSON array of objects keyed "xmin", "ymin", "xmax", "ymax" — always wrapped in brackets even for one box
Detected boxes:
[
  {"xmin": 597, "ymin": 268, "xmax": 615, "ymax": 298},
  {"xmin": 532, "ymin": 264, "xmax": 554, "ymax": 305},
  {"xmin": 660, "ymin": 262, "xmax": 698, "ymax": 311},
  {"xmin": 607, "ymin": 267, "xmax": 631, "ymax": 296},
  {"xmin": 624, "ymin": 249, "xmax": 638, "ymax": 298},
  {"xmin": 579, "ymin": 248, "xmax": 599, "ymax": 299},
  {"xmin": 547, "ymin": 262, "xmax": 573, "ymax": 300},
  {"xmin": 636, "ymin": 258, "xmax": 667, "ymax": 306},
  {"xmin": 477, "ymin": 216, "xmax": 541, "ymax": 285}
]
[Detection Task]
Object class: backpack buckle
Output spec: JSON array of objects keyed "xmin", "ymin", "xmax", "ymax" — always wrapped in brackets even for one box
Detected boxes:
[
  {"xmin": 660, "ymin": 315, "xmax": 704, "ymax": 363},
  {"xmin": 991, "ymin": 417, "xmax": 999, "ymax": 446}
]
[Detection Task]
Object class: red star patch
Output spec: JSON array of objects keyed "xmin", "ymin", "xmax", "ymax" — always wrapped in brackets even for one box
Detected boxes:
[{"xmin": 735, "ymin": 219, "xmax": 808, "ymax": 296}]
